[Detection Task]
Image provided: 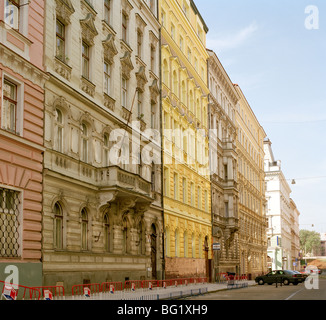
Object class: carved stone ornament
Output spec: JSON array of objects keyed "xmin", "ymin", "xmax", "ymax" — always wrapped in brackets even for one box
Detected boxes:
[
  {"xmin": 80, "ymin": 13, "xmax": 98, "ymax": 46},
  {"xmin": 55, "ymin": 0, "xmax": 75, "ymax": 24},
  {"xmin": 136, "ymin": 66, "xmax": 148, "ymax": 92},
  {"xmin": 149, "ymin": 79, "xmax": 160, "ymax": 104},
  {"xmin": 120, "ymin": 51, "xmax": 134, "ymax": 79},
  {"xmin": 103, "ymin": 34, "xmax": 118, "ymax": 64}
]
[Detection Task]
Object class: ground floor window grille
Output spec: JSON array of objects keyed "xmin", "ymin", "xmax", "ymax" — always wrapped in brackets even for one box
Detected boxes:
[{"xmin": 0, "ymin": 188, "xmax": 20, "ymax": 257}]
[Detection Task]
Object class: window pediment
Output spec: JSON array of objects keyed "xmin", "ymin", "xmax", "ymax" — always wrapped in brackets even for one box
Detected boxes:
[
  {"xmin": 136, "ymin": 66, "xmax": 148, "ymax": 92},
  {"xmin": 103, "ymin": 34, "xmax": 118, "ymax": 64},
  {"xmin": 55, "ymin": 0, "xmax": 75, "ymax": 24},
  {"xmin": 120, "ymin": 51, "xmax": 134, "ymax": 79},
  {"xmin": 80, "ymin": 13, "xmax": 98, "ymax": 45}
]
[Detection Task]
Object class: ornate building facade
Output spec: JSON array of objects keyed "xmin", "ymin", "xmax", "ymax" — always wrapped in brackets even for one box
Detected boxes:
[
  {"xmin": 160, "ymin": 0, "xmax": 212, "ymax": 279},
  {"xmin": 42, "ymin": 0, "xmax": 163, "ymax": 290},
  {"xmin": 207, "ymin": 49, "xmax": 240, "ymax": 278},
  {"xmin": 0, "ymin": 0, "xmax": 47, "ymax": 286},
  {"xmin": 235, "ymin": 85, "xmax": 268, "ymax": 279}
]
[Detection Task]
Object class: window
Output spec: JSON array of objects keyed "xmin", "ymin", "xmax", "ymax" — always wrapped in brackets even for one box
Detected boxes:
[
  {"xmin": 104, "ymin": 213, "xmax": 110, "ymax": 252},
  {"xmin": 179, "ymin": 35, "xmax": 183, "ymax": 51},
  {"xmin": 183, "ymin": 231, "xmax": 188, "ymax": 258},
  {"xmin": 122, "ymin": 13, "xmax": 127, "ymax": 42},
  {"xmin": 182, "ymin": 178, "xmax": 187, "ymax": 203},
  {"xmin": 175, "ymin": 229, "xmax": 179, "ymax": 257},
  {"xmin": 54, "ymin": 202, "xmax": 63, "ymax": 249},
  {"xmin": 103, "ymin": 133, "xmax": 110, "ymax": 166},
  {"xmin": 5, "ymin": 0, "xmax": 20, "ymax": 30},
  {"xmin": 197, "ymin": 187, "xmax": 201, "ymax": 209},
  {"xmin": 163, "ymin": 167, "xmax": 169, "ymax": 196},
  {"xmin": 2, "ymin": 79, "xmax": 17, "ymax": 133},
  {"xmin": 0, "ymin": 187, "xmax": 21, "ymax": 257},
  {"xmin": 151, "ymin": 103, "xmax": 156, "ymax": 129},
  {"xmin": 81, "ymin": 208, "xmax": 88, "ymax": 250},
  {"xmin": 137, "ymin": 30, "xmax": 142, "ymax": 58},
  {"xmin": 55, "ymin": 109, "xmax": 63, "ymax": 152},
  {"xmin": 104, "ymin": 60, "xmax": 111, "ymax": 95},
  {"xmin": 81, "ymin": 122, "xmax": 89, "ymax": 162},
  {"xmin": 150, "ymin": 46, "xmax": 155, "ymax": 72},
  {"xmin": 161, "ymin": 10, "xmax": 166, "ymax": 27},
  {"xmin": 137, "ymin": 91, "xmax": 143, "ymax": 118},
  {"xmin": 56, "ymin": 20, "xmax": 65, "ymax": 61},
  {"xmin": 173, "ymin": 173, "xmax": 178, "ymax": 200},
  {"xmin": 104, "ymin": 0, "xmax": 110, "ymax": 24},
  {"xmin": 82, "ymin": 41, "xmax": 90, "ymax": 79},
  {"xmin": 204, "ymin": 190, "xmax": 208, "ymax": 212},
  {"xmin": 192, "ymin": 234, "xmax": 195, "ymax": 258},
  {"xmin": 225, "ymin": 202, "xmax": 229, "ymax": 218},
  {"xmin": 171, "ymin": 23, "xmax": 175, "ymax": 40},
  {"xmin": 123, "ymin": 217, "xmax": 129, "ymax": 253},
  {"xmin": 121, "ymin": 76, "xmax": 127, "ymax": 108},
  {"xmin": 190, "ymin": 182, "xmax": 194, "ymax": 206}
]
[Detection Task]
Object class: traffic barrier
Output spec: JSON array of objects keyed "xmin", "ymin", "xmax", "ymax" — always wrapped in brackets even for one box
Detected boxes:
[
  {"xmin": 71, "ymin": 283, "xmax": 101, "ymax": 299},
  {"xmin": 0, "ymin": 280, "xmax": 41, "ymax": 300},
  {"xmin": 32, "ymin": 285, "xmax": 65, "ymax": 300}
]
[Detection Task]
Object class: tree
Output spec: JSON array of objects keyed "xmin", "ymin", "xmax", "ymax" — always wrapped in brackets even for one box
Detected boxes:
[{"xmin": 300, "ymin": 230, "xmax": 321, "ymax": 256}]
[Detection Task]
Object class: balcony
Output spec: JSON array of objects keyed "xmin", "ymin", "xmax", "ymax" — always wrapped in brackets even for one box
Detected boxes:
[{"xmin": 96, "ymin": 166, "xmax": 153, "ymax": 209}]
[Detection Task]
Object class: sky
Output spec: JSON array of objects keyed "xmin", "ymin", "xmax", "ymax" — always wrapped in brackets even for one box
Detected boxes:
[{"xmin": 195, "ymin": 0, "xmax": 326, "ymax": 234}]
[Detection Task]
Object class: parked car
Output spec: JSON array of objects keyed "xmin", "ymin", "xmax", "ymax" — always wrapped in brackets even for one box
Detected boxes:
[
  {"xmin": 294, "ymin": 270, "xmax": 309, "ymax": 279},
  {"xmin": 255, "ymin": 270, "xmax": 304, "ymax": 285}
]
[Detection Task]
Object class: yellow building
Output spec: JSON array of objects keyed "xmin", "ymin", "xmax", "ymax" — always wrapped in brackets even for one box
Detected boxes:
[
  {"xmin": 160, "ymin": 0, "xmax": 212, "ymax": 279},
  {"xmin": 234, "ymin": 84, "xmax": 268, "ymax": 279}
]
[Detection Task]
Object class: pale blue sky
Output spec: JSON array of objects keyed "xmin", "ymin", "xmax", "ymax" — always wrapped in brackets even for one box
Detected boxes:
[{"xmin": 195, "ymin": 0, "xmax": 326, "ymax": 233}]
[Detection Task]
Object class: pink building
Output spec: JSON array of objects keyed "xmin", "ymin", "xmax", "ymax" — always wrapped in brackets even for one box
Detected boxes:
[{"xmin": 0, "ymin": 0, "xmax": 47, "ymax": 286}]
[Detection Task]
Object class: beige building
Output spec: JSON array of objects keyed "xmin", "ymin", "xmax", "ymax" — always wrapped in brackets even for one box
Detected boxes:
[
  {"xmin": 42, "ymin": 0, "xmax": 162, "ymax": 290},
  {"xmin": 207, "ymin": 49, "xmax": 240, "ymax": 278},
  {"xmin": 235, "ymin": 84, "xmax": 268, "ymax": 279}
]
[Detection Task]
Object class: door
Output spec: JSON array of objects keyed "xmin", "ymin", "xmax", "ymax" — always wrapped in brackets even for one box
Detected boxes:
[{"xmin": 151, "ymin": 224, "xmax": 157, "ymax": 279}]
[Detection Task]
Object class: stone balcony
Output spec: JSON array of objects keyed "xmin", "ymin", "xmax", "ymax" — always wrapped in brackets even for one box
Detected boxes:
[{"xmin": 96, "ymin": 165, "xmax": 154, "ymax": 208}]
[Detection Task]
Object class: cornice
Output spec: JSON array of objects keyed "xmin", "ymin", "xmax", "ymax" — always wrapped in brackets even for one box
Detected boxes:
[{"xmin": 0, "ymin": 43, "xmax": 49, "ymax": 88}]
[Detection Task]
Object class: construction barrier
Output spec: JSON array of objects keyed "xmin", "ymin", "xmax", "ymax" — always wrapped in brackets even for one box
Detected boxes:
[
  {"xmin": 71, "ymin": 283, "xmax": 101, "ymax": 299},
  {"xmin": 0, "ymin": 280, "xmax": 41, "ymax": 300},
  {"xmin": 32, "ymin": 285, "xmax": 65, "ymax": 300}
]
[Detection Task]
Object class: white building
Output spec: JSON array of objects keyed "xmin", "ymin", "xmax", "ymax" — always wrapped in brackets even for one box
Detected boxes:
[{"xmin": 264, "ymin": 138, "xmax": 300, "ymax": 271}]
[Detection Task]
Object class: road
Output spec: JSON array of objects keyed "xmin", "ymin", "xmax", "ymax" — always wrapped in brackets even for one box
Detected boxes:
[{"xmin": 185, "ymin": 278, "xmax": 326, "ymax": 300}]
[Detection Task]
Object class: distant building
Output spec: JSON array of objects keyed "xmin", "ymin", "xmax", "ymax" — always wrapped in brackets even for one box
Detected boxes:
[
  {"xmin": 207, "ymin": 49, "xmax": 240, "ymax": 278},
  {"xmin": 264, "ymin": 138, "xmax": 300, "ymax": 271},
  {"xmin": 235, "ymin": 85, "xmax": 268, "ymax": 279}
]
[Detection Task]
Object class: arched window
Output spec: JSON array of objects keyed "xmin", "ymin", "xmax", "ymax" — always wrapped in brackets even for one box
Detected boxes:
[
  {"xmin": 54, "ymin": 202, "xmax": 63, "ymax": 249},
  {"xmin": 184, "ymin": 231, "xmax": 188, "ymax": 258},
  {"xmin": 172, "ymin": 70, "xmax": 178, "ymax": 95},
  {"xmin": 81, "ymin": 122, "xmax": 89, "ymax": 162},
  {"xmin": 175, "ymin": 229, "xmax": 179, "ymax": 257},
  {"xmin": 81, "ymin": 208, "xmax": 88, "ymax": 250},
  {"xmin": 181, "ymin": 80, "xmax": 186, "ymax": 104},
  {"xmin": 104, "ymin": 213, "xmax": 110, "ymax": 252}
]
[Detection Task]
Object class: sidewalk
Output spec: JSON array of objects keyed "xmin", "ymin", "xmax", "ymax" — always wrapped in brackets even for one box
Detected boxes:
[{"xmin": 65, "ymin": 281, "xmax": 257, "ymax": 300}]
